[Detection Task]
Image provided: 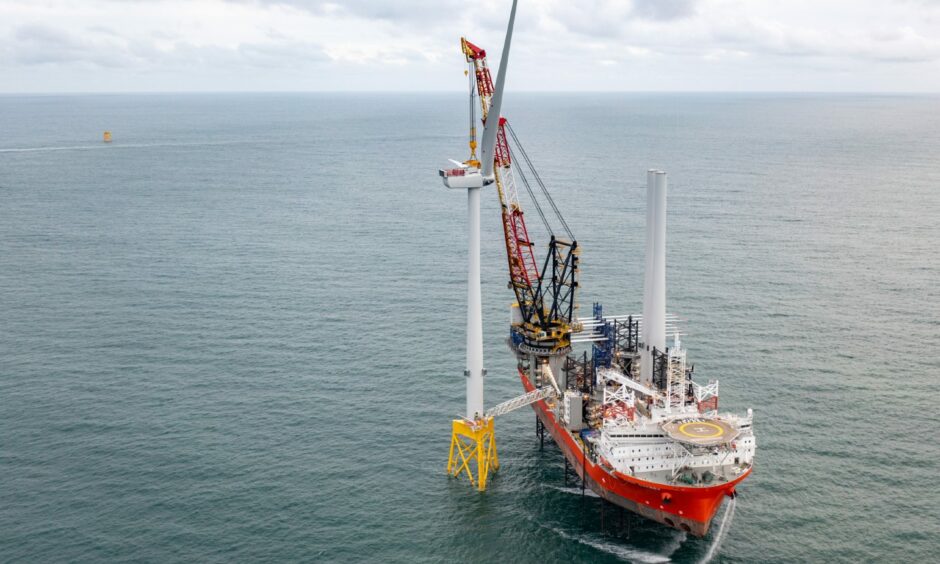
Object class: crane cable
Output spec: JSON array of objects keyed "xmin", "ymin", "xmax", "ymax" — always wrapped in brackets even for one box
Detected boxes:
[
  {"xmin": 505, "ymin": 122, "xmax": 574, "ymax": 240},
  {"xmin": 507, "ymin": 145, "xmax": 552, "ymax": 235}
]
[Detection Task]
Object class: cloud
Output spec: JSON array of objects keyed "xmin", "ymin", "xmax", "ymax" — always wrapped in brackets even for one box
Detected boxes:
[
  {"xmin": 224, "ymin": 0, "xmax": 468, "ymax": 24},
  {"xmin": 245, "ymin": 0, "xmax": 699, "ymax": 24},
  {"xmin": 9, "ymin": 24, "xmax": 137, "ymax": 67},
  {"xmin": 530, "ymin": 0, "xmax": 940, "ymax": 65},
  {"xmin": 1, "ymin": 0, "xmax": 939, "ymax": 92},
  {"xmin": 706, "ymin": 18, "xmax": 940, "ymax": 63},
  {"xmin": 4, "ymin": 22, "xmax": 330, "ymax": 71},
  {"xmin": 631, "ymin": 0, "xmax": 699, "ymax": 21}
]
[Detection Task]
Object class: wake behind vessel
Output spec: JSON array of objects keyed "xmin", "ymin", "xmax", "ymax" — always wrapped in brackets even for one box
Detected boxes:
[{"xmin": 441, "ymin": 0, "xmax": 755, "ymax": 537}]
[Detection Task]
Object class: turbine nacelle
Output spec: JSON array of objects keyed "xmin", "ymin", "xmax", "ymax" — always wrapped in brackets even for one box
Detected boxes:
[{"xmin": 440, "ymin": 161, "xmax": 484, "ymax": 189}]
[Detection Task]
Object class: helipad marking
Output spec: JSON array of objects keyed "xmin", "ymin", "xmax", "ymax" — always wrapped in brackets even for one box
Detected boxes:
[{"xmin": 677, "ymin": 421, "xmax": 723, "ymax": 439}]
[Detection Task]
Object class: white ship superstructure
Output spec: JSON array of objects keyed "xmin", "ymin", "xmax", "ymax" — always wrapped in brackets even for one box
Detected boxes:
[{"xmin": 585, "ymin": 332, "xmax": 756, "ymax": 486}]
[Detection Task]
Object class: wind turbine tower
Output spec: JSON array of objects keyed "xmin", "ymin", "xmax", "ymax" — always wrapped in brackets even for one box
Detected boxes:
[{"xmin": 440, "ymin": 0, "xmax": 518, "ymax": 491}]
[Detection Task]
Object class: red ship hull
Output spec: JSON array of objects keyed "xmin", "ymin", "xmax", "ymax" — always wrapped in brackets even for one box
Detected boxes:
[{"xmin": 520, "ymin": 369, "xmax": 750, "ymax": 537}]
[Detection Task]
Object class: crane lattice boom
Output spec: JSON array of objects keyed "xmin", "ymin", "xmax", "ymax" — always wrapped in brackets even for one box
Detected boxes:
[{"xmin": 461, "ymin": 36, "xmax": 579, "ymax": 354}]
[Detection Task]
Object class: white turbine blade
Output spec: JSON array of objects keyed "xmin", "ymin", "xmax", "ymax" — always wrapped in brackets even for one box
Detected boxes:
[
  {"xmin": 448, "ymin": 159, "xmax": 469, "ymax": 168},
  {"xmin": 480, "ymin": 0, "xmax": 518, "ymax": 180}
]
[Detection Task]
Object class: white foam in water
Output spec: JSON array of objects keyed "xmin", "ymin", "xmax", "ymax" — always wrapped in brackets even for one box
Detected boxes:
[
  {"xmin": 546, "ymin": 484, "xmax": 600, "ymax": 498},
  {"xmin": 0, "ymin": 145, "xmax": 106, "ymax": 153},
  {"xmin": 662, "ymin": 531, "xmax": 687, "ymax": 558},
  {"xmin": 0, "ymin": 141, "xmax": 245, "ymax": 153},
  {"xmin": 546, "ymin": 525, "xmax": 672, "ymax": 564},
  {"xmin": 698, "ymin": 497, "xmax": 736, "ymax": 564}
]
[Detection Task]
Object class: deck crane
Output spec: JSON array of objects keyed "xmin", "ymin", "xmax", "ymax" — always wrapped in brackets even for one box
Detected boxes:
[{"xmin": 440, "ymin": 0, "xmax": 583, "ymax": 492}]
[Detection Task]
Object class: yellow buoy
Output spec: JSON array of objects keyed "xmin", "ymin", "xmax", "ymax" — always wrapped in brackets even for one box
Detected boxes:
[{"xmin": 103, "ymin": 131, "xmax": 112, "ymax": 143}]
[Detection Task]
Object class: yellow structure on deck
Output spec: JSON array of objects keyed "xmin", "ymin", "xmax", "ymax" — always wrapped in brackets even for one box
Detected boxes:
[
  {"xmin": 103, "ymin": 131, "xmax": 112, "ymax": 143},
  {"xmin": 447, "ymin": 417, "xmax": 498, "ymax": 491}
]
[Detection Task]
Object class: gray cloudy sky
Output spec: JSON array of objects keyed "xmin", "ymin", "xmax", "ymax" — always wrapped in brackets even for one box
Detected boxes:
[{"xmin": 2, "ymin": 0, "xmax": 940, "ymax": 92}]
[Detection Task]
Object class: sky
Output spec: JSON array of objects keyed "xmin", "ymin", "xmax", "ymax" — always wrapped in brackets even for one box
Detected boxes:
[{"xmin": 2, "ymin": 0, "xmax": 940, "ymax": 93}]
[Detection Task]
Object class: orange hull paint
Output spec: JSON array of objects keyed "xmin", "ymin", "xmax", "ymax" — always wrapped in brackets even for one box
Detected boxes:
[{"xmin": 519, "ymin": 368, "xmax": 750, "ymax": 537}]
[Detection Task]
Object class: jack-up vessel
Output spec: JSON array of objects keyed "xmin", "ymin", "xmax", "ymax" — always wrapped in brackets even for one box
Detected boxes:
[{"xmin": 441, "ymin": 0, "xmax": 755, "ymax": 536}]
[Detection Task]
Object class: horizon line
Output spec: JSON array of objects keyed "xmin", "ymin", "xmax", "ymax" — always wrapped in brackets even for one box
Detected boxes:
[{"xmin": 2, "ymin": 90, "xmax": 939, "ymax": 96}]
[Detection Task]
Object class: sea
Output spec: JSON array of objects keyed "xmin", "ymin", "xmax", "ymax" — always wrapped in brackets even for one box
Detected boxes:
[{"xmin": 1, "ymin": 93, "xmax": 938, "ymax": 563}]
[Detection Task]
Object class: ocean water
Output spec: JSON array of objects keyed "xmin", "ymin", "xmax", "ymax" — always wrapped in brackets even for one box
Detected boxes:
[{"xmin": 1, "ymin": 93, "xmax": 938, "ymax": 563}]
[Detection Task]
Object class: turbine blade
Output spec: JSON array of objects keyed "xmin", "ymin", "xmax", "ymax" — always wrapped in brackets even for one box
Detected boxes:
[{"xmin": 480, "ymin": 0, "xmax": 517, "ymax": 180}]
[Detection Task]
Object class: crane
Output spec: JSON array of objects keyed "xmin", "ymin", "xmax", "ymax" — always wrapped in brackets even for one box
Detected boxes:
[
  {"xmin": 460, "ymin": 37, "xmax": 581, "ymax": 357},
  {"xmin": 440, "ymin": 0, "xmax": 581, "ymax": 492}
]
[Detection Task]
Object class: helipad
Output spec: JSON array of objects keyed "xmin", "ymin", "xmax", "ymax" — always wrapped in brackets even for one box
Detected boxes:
[{"xmin": 661, "ymin": 418, "xmax": 739, "ymax": 447}]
